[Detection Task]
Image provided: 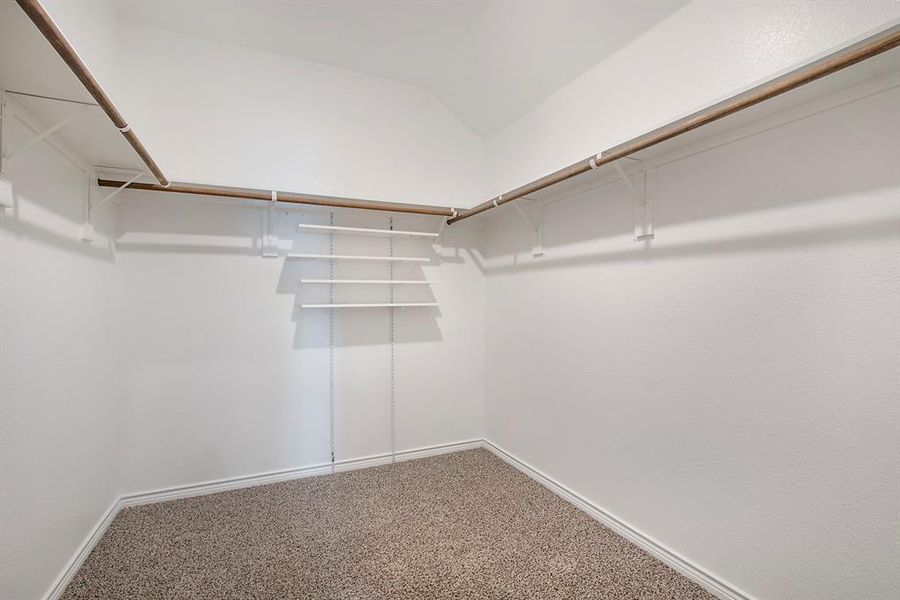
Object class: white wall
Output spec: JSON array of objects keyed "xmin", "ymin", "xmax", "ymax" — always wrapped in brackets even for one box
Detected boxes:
[
  {"xmin": 110, "ymin": 21, "xmax": 486, "ymax": 209},
  {"xmin": 114, "ymin": 193, "xmax": 485, "ymax": 493},
  {"xmin": 483, "ymin": 83, "xmax": 900, "ymax": 600},
  {"xmin": 485, "ymin": 0, "xmax": 900, "ymax": 198},
  {"xmin": 0, "ymin": 107, "xmax": 122, "ymax": 599}
]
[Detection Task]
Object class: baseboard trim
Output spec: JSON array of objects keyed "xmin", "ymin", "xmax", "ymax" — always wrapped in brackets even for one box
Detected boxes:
[
  {"xmin": 42, "ymin": 499, "xmax": 119, "ymax": 600},
  {"xmin": 44, "ymin": 438, "xmax": 744, "ymax": 600},
  {"xmin": 480, "ymin": 439, "xmax": 755, "ymax": 600},
  {"xmin": 43, "ymin": 438, "xmax": 481, "ymax": 600}
]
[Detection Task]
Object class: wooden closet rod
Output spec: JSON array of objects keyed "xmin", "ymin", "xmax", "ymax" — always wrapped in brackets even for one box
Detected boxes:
[
  {"xmin": 15, "ymin": 0, "xmax": 170, "ymax": 186},
  {"xmin": 97, "ymin": 179, "xmax": 458, "ymax": 217},
  {"xmin": 447, "ymin": 24, "xmax": 900, "ymax": 225}
]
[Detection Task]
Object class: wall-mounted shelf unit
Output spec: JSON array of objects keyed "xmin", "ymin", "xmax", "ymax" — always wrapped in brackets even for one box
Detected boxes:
[
  {"xmin": 297, "ymin": 223, "xmax": 439, "ymax": 238},
  {"xmin": 300, "ymin": 302, "xmax": 439, "ymax": 309},
  {"xmin": 287, "ymin": 253, "xmax": 430, "ymax": 262},
  {"xmin": 300, "ymin": 279, "xmax": 438, "ymax": 285}
]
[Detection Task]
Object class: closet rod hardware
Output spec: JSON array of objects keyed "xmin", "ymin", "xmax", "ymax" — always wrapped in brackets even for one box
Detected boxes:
[
  {"xmin": 262, "ymin": 190, "xmax": 279, "ymax": 257},
  {"xmin": 92, "ymin": 170, "xmax": 145, "ymax": 213},
  {"xmin": 447, "ymin": 24, "xmax": 900, "ymax": 225},
  {"xmin": 4, "ymin": 96, "xmax": 90, "ymax": 173},
  {"xmin": 613, "ymin": 158, "xmax": 653, "ymax": 242},
  {"xmin": 96, "ymin": 179, "xmax": 458, "ymax": 217},
  {"xmin": 14, "ymin": 0, "xmax": 170, "ymax": 186},
  {"xmin": 511, "ymin": 199, "xmax": 544, "ymax": 258},
  {"xmin": 2, "ymin": 106, "xmax": 87, "ymax": 160}
]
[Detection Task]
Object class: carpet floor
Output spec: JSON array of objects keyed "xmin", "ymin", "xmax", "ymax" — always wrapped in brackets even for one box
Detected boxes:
[{"xmin": 62, "ymin": 449, "xmax": 716, "ymax": 599}]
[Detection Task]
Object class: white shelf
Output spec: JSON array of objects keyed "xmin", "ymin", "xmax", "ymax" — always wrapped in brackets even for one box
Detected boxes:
[
  {"xmin": 300, "ymin": 279, "xmax": 438, "ymax": 285},
  {"xmin": 300, "ymin": 302, "xmax": 439, "ymax": 309},
  {"xmin": 297, "ymin": 223, "xmax": 439, "ymax": 238},
  {"xmin": 286, "ymin": 253, "xmax": 430, "ymax": 263}
]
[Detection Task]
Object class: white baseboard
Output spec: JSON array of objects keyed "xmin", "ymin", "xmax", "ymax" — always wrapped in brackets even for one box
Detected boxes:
[
  {"xmin": 45, "ymin": 438, "xmax": 747, "ymax": 600},
  {"xmin": 480, "ymin": 439, "xmax": 755, "ymax": 600},
  {"xmin": 43, "ymin": 438, "xmax": 481, "ymax": 600},
  {"xmin": 42, "ymin": 499, "xmax": 119, "ymax": 600}
]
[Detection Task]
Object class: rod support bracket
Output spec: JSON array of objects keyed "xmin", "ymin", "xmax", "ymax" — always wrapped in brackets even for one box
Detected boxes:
[
  {"xmin": 0, "ymin": 177, "xmax": 12, "ymax": 209},
  {"xmin": 513, "ymin": 198, "xmax": 544, "ymax": 258},
  {"xmin": 80, "ymin": 170, "xmax": 94, "ymax": 242},
  {"xmin": 2, "ymin": 105, "xmax": 87, "ymax": 161},
  {"xmin": 614, "ymin": 158, "xmax": 654, "ymax": 242},
  {"xmin": 434, "ymin": 213, "xmax": 453, "ymax": 253},
  {"xmin": 92, "ymin": 170, "xmax": 144, "ymax": 213},
  {"xmin": 262, "ymin": 190, "xmax": 280, "ymax": 257},
  {"xmin": 0, "ymin": 96, "xmax": 9, "ymax": 209}
]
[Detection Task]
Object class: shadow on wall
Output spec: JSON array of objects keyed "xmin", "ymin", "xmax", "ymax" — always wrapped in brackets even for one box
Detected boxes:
[
  {"xmin": 276, "ymin": 210, "xmax": 446, "ymax": 349},
  {"xmin": 112, "ymin": 193, "xmax": 452, "ymax": 348},
  {"xmin": 0, "ymin": 113, "xmax": 115, "ymax": 262},
  {"xmin": 482, "ymin": 86, "xmax": 900, "ymax": 268}
]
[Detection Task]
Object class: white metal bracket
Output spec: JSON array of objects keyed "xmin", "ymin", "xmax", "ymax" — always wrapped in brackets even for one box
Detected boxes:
[
  {"xmin": 513, "ymin": 198, "xmax": 544, "ymax": 258},
  {"xmin": 0, "ymin": 176, "xmax": 11, "ymax": 209},
  {"xmin": 2, "ymin": 105, "xmax": 87, "ymax": 161},
  {"xmin": 613, "ymin": 157, "xmax": 654, "ymax": 242},
  {"xmin": 434, "ymin": 210, "xmax": 455, "ymax": 253},
  {"xmin": 91, "ymin": 170, "xmax": 143, "ymax": 214},
  {"xmin": 3, "ymin": 97, "xmax": 89, "ymax": 174},
  {"xmin": 262, "ymin": 190, "xmax": 279, "ymax": 257},
  {"xmin": 0, "ymin": 96, "xmax": 11, "ymax": 209},
  {"xmin": 80, "ymin": 170, "xmax": 94, "ymax": 242}
]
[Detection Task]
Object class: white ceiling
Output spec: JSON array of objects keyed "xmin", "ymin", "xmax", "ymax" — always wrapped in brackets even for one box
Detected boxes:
[{"xmin": 113, "ymin": 0, "xmax": 687, "ymax": 138}]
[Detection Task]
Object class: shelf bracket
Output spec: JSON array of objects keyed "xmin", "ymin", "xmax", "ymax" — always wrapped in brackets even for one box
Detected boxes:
[
  {"xmin": 91, "ymin": 170, "xmax": 143, "ymax": 214},
  {"xmin": 262, "ymin": 190, "xmax": 279, "ymax": 257},
  {"xmin": 434, "ymin": 211, "xmax": 454, "ymax": 253},
  {"xmin": 2, "ymin": 105, "xmax": 87, "ymax": 161},
  {"xmin": 80, "ymin": 170, "xmax": 94, "ymax": 242},
  {"xmin": 0, "ymin": 96, "xmax": 11, "ymax": 209},
  {"xmin": 614, "ymin": 157, "xmax": 654, "ymax": 242},
  {"xmin": 513, "ymin": 198, "xmax": 544, "ymax": 258}
]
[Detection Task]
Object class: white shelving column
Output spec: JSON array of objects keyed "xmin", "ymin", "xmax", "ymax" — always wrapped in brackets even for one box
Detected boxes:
[
  {"xmin": 389, "ymin": 217, "xmax": 395, "ymax": 463},
  {"xmin": 328, "ymin": 212, "xmax": 336, "ymax": 473},
  {"xmin": 294, "ymin": 214, "xmax": 443, "ymax": 472}
]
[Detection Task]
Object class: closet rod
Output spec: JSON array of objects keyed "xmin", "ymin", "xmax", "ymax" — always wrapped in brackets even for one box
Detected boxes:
[
  {"xmin": 96, "ymin": 179, "xmax": 457, "ymax": 217},
  {"xmin": 14, "ymin": 0, "xmax": 170, "ymax": 187},
  {"xmin": 448, "ymin": 24, "xmax": 900, "ymax": 225}
]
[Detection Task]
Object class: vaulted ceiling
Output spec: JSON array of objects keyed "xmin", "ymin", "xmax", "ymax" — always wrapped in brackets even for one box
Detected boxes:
[{"xmin": 112, "ymin": 0, "xmax": 687, "ymax": 138}]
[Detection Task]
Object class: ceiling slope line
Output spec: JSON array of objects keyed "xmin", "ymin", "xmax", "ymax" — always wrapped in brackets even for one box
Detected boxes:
[{"xmin": 447, "ymin": 23, "xmax": 900, "ymax": 225}]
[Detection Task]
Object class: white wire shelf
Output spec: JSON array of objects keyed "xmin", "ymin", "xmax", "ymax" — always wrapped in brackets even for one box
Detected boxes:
[
  {"xmin": 300, "ymin": 279, "xmax": 438, "ymax": 285},
  {"xmin": 297, "ymin": 223, "xmax": 439, "ymax": 238},
  {"xmin": 300, "ymin": 302, "xmax": 439, "ymax": 309},
  {"xmin": 286, "ymin": 253, "xmax": 430, "ymax": 262}
]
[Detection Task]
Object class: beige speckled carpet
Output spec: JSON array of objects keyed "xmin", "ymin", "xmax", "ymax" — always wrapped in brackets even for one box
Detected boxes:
[{"xmin": 62, "ymin": 449, "xmax": 715, "ymax": 599}]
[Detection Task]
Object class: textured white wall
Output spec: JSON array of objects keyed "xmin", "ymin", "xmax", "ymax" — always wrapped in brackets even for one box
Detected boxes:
[
  {"xmin": 483, "ymin": 84, "xmax": 900, "ymax": 600},
  {"xmin": 0, "ymin": 109, "xmax": 121, "ymax": 599},
  {"xmin": 485, "ymin": 0, "xmax": 900, "ymax": 199},
  {"xmin": 114, "ymin": 194, "xmax": 485, "ymax": 494}
]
